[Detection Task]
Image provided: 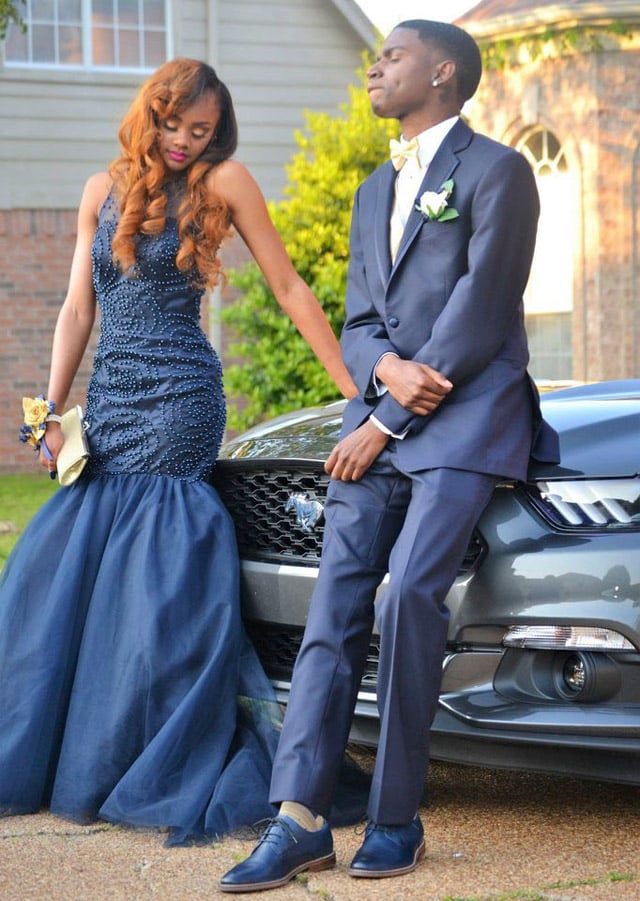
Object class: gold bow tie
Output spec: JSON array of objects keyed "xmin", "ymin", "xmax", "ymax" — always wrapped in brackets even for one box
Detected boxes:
[{"xmin": 389, "ymin": 137, "xmax": 420, "ymax": 171}]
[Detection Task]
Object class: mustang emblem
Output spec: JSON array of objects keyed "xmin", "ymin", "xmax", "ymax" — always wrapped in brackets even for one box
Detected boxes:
[{"xmin": 285, "ymin": 492, "xmax": 324, "ymax": 533}]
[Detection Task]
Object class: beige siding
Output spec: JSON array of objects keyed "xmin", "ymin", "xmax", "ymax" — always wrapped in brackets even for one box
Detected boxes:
[
  {"xmin": 217, "ymin": 0, "xmax": 374, "ymax": 198},
  {"xmin": 176, "ymin": 0, "xmax": 209, "ymax": 60},
  {"xmin": 0, "ymin": 0, "xmax": 373, "ymax": 208},
  {"xmin": 0, "ymin": 70, "xmax": 134, "ymax": 207}
]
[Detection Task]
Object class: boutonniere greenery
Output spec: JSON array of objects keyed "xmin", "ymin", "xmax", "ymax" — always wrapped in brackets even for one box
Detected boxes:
[{"xmin": 415, "ymin": 179, "xmax": 459, "ymax": 222}]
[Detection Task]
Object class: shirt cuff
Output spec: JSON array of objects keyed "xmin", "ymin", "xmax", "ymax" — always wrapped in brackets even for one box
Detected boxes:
[
  {"xmin": 370, "ymin": 414, "xmax": 409, "ymax": 440},
  {"xmin": 372, "ymin": 352, "xmax": 399, "ymax": 396}
]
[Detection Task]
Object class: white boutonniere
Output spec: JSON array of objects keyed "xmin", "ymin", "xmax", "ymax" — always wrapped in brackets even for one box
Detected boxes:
[{"xmin": 415, "ymin": 179, "xmax": 459, "ymax": 222}]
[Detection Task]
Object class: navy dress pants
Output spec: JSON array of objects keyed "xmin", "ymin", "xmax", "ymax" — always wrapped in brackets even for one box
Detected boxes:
[{"xmin": 269, "ymin": 446, "xmax": 497, "ymax": 824}]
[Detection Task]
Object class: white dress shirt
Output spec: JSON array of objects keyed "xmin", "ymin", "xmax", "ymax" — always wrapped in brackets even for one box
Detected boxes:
[{"xmin": 390, "ymin": 115, "xmax": 459, "ymax": 261}]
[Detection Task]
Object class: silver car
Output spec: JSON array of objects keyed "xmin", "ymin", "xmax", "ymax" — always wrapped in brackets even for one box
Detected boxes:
[{"xmin": 213, "ymin": 380, "xmax": 640, "ymax": 785}]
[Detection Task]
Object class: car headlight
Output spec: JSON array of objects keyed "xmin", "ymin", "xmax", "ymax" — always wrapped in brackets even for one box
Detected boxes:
[{"xmin": 531, "ymin": 478, "xmax": 640, "ymax": 529}]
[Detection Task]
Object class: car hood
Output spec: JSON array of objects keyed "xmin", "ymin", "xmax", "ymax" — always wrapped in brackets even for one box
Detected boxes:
[
  {"xmin": 220, "ymin": 401, "xmax": 344, "ymax": 462},
  {"xmin": 220, "ymin": 381, "xmax": 640, "ymax": 479}
]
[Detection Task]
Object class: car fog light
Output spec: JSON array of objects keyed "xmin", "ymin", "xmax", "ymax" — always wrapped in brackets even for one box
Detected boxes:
[
  {"xmin": 562, "ymin": 654, "xmax": 586, "ymax": 693},
  {"xmin": 552, "ymin": 651, "xmax": 621, "ymax": 702}
]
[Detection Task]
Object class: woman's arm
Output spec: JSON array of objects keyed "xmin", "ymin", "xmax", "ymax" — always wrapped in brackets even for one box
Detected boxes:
[
  {"xmin": 40, "ymin": 172, "xmax": 109, "ymax": 466},
  {"xmin": 208, "ymin": 161, "xmax": 357, "ymax": 399}
]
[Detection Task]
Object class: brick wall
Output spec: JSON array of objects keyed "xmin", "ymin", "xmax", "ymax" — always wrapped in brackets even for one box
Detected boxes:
[
  {"xmin": 468, "ymin": 43, "xmax": 640, "ymax": 383},
  {"xmin": 0, "ymin": 209, "xmax": 97, "ymax": 474}
]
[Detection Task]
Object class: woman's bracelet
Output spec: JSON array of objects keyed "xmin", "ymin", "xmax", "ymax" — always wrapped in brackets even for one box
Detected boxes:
[{"xmin": 19, "ymin": 395, "xmax": 57, "ymax": 451}]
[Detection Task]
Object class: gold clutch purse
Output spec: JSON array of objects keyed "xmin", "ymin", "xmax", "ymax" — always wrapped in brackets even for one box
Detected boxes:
[{"xmin": 54, "ymin": 405, "xmax": 90, "ymax": 486}]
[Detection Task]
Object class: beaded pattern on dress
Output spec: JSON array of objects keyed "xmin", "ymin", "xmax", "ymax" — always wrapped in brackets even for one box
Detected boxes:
[{"xmin": 85, "ymin": 187, "xmax": 226, "ymax": 482}]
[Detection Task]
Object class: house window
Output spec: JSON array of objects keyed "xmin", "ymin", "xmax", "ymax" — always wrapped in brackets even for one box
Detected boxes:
[
  {"xmin": 4, "ymin": 0, "xmax": 169, "ymax": 71},
  {"xmin": 516, "ymin": 127, "xmax": 574, "ymax": 381}
]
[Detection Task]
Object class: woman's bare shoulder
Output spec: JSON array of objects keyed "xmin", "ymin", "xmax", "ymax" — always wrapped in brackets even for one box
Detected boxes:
[
  {"xmin": 205, "ymin": 158, "xmax": 256, "ymax": 192},
  {"xmin": 204, "ymin": 159, "xmax": 262, "ymax": 212},
  {"xmin": 82, "ymin": 171, "xmax": 114, "ymax": 217}
]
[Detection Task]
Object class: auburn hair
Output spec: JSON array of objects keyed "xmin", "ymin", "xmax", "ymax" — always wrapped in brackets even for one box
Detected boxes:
[{"xmin": 109, "ymin": 58, "xmax": 238, "ymax": 288}]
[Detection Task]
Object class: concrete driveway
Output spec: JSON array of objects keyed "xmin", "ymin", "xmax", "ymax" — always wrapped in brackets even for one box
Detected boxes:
[{"xmin": 1, "ymin": 758, "xmax": 639, "ymax": 900}]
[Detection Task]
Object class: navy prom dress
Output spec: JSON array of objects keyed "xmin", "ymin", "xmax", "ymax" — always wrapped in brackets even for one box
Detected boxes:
[{"xmin": 0, "ymin": 187, "xmax": 281, "ymax": 844}]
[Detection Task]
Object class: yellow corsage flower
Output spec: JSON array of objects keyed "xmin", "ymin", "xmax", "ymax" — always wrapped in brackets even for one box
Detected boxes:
[{"xmin": 20, "ymin": 395, "xmax": 56, "ymax": 450}]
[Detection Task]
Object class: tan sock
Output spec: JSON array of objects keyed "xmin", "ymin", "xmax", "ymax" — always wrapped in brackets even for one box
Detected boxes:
[{"xmin": 279, "ymin": 801, "xmax": 325, "ymax": 832}]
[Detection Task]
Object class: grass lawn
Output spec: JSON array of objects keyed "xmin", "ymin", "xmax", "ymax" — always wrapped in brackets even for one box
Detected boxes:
[{"xmin": 0, "ymin": 473, "xmax": 59, "ymax": 567}]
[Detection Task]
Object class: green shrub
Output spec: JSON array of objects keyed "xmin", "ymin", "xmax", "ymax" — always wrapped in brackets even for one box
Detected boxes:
[{"xmin": 222, "ymin": 67, "xmax": 396, "ymax": 431}]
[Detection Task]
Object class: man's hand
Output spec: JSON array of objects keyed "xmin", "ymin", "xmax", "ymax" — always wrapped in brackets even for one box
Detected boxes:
[
  {"xmin": 375, "ymin": 356, "xmax": 453, "ymax": 414},
  {"xmin": 325, "ymin": 419, "xmax": 389, "ymax": 482}
]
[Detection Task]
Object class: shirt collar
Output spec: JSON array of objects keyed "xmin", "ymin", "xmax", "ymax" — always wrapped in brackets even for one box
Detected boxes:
[{"xmin": 401, "ymin": 116, "xmax": 459, "ymax": 170}]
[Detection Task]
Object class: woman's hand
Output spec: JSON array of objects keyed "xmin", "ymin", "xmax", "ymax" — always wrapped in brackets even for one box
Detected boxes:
[{"xmin": 39, "ymin": 422, "xmax": 63, "ymax": 479}]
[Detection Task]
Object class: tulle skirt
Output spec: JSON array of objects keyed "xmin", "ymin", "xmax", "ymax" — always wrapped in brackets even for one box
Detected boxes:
[{"xmin": 0, "ymin": 472, "xmax": 280, "ymax": 844}]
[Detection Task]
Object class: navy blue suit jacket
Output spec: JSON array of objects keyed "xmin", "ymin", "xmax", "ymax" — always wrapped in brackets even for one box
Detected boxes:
[{"xmin": 340, "ymin": 118, "xmax": 559, "ymax": 480}]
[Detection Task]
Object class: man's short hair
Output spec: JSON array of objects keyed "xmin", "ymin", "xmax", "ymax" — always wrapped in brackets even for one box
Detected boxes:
[{"xmin": 398, "ymin": 19, "xmax": 482, "ymax": 103}]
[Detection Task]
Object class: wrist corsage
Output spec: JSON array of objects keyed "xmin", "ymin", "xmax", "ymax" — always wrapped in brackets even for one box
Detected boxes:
[
  {"xmin": 415, "ymin": 178, "xmax": 459, "ymax": 222},
  {"xmin": 20, "ymin": 395, "xmax": 58, "ymax": 450}
]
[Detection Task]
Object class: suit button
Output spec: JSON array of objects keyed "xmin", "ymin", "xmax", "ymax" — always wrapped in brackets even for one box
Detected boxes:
[{"xmin": 388, "ymin": 317, "xmax": 399, "ymax": 328}]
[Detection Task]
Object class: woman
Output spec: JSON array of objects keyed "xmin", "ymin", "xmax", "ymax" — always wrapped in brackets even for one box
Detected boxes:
[{"xmin": 0, "ymin": 59, "xmax": 355, "ymax": 845}]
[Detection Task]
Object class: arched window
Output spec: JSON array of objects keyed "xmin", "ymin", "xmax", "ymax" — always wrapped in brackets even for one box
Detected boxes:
[{"xmin": 516, "ymin": 127, "xmax": 573, "ymax": 380}]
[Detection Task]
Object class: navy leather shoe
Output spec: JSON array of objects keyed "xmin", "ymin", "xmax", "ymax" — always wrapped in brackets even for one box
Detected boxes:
[
  {"xmin": 219, "ymin": 815, "xmax": 335, "ymax": 893},
  {"xmin": 348, "ymin": 815, "xmax": 425, "ymax": 878}
]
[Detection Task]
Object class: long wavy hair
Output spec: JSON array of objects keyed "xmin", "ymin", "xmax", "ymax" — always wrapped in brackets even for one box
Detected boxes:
[{"xmin": 109, "ymin": 58, "xmax": 238, "ymax": 288}]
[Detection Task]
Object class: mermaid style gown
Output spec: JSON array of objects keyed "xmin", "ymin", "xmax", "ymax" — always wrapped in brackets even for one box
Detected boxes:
[{"xmin": 0, "ymin": 188, "xmax": 280, "ymax": 844}]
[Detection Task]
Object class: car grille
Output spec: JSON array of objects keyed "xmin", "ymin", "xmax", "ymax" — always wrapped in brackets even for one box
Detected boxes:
[
  {"xmin": 213, "ymin": 461, "xmax": 329, "ymax": 562},
  {"xmin": 213, "ymin": 460, "xmax": 485, "ymax": 571},
  {"xmin": 246, "ymin": 621, "xmax": 381, "ymax": 689}
]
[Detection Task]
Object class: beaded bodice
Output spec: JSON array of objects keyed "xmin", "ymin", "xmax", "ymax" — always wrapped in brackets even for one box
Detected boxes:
[{"xmin": 85, "ymin": 188, "xmax": 226, "ymax": 481}]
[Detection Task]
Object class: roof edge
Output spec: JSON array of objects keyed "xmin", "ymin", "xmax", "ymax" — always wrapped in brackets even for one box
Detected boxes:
[
  {"xmin": 329, "ymin": 0, "xmax": 378, "ymax": 49},
  {"xmin": 455, "ymin": 1, "xmax": 640, "ymax": 40}
]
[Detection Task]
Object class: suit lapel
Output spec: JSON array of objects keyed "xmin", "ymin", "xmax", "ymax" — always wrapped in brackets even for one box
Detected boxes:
[{"xmin": 373, "ymin": 162, "xmax": 396, "ymax": 286}]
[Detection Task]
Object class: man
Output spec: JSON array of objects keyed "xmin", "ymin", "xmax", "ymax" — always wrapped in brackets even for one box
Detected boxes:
[{"xmin": 220, "ymin": 19, "xmax": 559, "ymax": 892}]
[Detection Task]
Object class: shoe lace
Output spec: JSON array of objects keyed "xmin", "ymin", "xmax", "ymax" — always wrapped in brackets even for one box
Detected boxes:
[
  {"xmin": 252, "ymin": 817, "xmax": 299, "ymax": 850},
  {"xmin": 353, "ymin": 818, "xmax": 413, "ymax": 844}
]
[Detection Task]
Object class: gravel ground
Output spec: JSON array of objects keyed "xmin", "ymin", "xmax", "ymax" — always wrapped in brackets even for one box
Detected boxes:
[{"xmin": 1, "ymin": 759, "xmax": 639, "ymax": 900}]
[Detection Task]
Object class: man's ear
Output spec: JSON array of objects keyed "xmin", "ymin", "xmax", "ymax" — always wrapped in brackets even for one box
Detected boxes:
[{"xmin": 433, "ymin": 59, "xmax": 456, "ymax": 87}]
